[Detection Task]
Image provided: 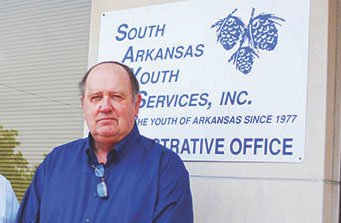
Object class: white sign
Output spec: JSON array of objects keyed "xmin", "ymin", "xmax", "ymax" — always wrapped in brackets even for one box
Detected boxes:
[{"xmin": 98, "ymin": 0, "xmax": 310, "ymax": 162}]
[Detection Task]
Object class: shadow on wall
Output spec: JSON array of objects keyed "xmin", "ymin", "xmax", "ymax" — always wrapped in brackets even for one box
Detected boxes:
[{"xmin": 0, "ymin": 125, "xmax": 35, "ymax": 201}]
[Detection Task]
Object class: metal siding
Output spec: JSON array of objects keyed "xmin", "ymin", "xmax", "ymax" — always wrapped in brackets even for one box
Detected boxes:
[{"xmin": 0, "ymin": 0, "xmax": 91, "ymax": 200}]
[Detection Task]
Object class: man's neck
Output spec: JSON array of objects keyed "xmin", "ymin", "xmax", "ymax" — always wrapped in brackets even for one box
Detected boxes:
[{"xmin": 94, "ymin": 141, "xmax": 114, "ymax": 164}]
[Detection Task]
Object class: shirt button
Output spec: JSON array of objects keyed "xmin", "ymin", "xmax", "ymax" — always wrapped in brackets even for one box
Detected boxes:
[
  {"xmin": 85, "ymin": 219, "xmax": 90, "ymax": 223},
  {"xmin": 93, "ymin": 192, "xmax": 98, "ymax": 198}
]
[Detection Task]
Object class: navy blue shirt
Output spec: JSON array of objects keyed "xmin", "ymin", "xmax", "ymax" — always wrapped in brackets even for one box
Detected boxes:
[{"xmin": 16, "ymin": 125, "xmax": 193, "ymax": 223}]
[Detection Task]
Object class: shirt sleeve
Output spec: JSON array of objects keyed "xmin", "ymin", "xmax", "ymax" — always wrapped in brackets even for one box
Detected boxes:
[
  {"xmin": 153, "ymin": 152, "xmax": 194, "ymax": 223},
  {"xmin": 5, "ymin": 179, "xmax": 19, "ymax": 223},
  {"xmin": 15, "ymin": 162, "xmax": 46, "ymax": 223}
]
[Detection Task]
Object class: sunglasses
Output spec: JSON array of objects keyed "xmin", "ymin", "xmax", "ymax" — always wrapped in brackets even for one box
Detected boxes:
[{"xmin": 94, "ymin": 164, "xmax": 109, "ymax": 198}]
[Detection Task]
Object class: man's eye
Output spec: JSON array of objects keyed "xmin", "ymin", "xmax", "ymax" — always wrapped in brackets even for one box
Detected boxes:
[
  {"xmin": 112, "ymin": 95, "xmax": 123, "ymax": 100},
  {"xmin": 91, "ymin": 96, "xmax": 101, "ymax": 101}
]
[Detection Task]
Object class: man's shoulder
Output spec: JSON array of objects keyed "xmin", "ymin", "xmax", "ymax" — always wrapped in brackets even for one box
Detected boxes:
[
  {"xmin": 55, "ymin": 137, "xmax": 87, "ymax": 149},
  {"xmin": 37, "ymin": 137, "xmax": 88, "ymax": 172},
  {"xmin": 138, "ymin": 135, "xmax": 171, "ymax": 154},
  {"xmin": 139, "ymin": 135, "xmax": 186, "ymax": 169},
  {"xmin": 47, "ymin": 137, "xmax": 88, "ymax": 158}
]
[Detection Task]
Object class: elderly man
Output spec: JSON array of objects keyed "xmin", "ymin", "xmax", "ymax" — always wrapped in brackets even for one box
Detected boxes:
[{"xmin": 16, "ymin": 61, "xmax": 193, "ymax": 223}]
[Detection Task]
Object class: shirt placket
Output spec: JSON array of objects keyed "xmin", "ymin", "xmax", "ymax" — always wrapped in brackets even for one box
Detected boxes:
[{"xmin": 81, "ymin": 171, "xmax": 102, "ymax": 223}]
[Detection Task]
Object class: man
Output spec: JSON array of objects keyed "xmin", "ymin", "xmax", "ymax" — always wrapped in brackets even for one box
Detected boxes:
[
  {"xmin": 0, "ymin": 174, "xmax": 19, "ymax": 223},
  {"xmin": 16, "ymin": 61, "xmax": 193, "ymax": 223}
]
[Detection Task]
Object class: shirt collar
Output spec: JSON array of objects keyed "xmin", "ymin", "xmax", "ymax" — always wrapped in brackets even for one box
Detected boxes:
[{"xmin": 85, "ymin": 124, "xmax": 140, "ymax": 167}]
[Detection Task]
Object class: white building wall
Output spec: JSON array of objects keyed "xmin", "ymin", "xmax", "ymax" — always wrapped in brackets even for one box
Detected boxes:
[{"xmin": 88, "ymin": 0, "xmax": 340, "ymax": 222}]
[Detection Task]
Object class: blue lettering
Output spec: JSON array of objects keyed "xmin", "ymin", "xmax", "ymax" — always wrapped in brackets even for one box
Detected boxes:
[
  {"xmin": 220, "ymin": 90, "xmax": 249, "ymax": 106},
  {"xmin": 243, "ymin": 138, "xmax": 253, "ymax": 155},
  {"xmin": 121, "ymin": 46, "xmax": 134, "ymax": 63},
  {"xmin": 183, "ymin": 45, "xmax": 193, "ymax": 58},
  {"xmin": 144, "ymin": 49, "xmax": 155, "ymax": 61},
  {"xmin": 175, "ymin": 46, "xmax": 184, "ymax": 59},
  {"xmin": 140, "ymin": 92, "xmax": 210, "ymax": 109},
  {"xmin": 195, "ymin": 44, "xmax": 205, "ymax": 57},
  {"xmin": 229, "ymin": 137, "xmax": 294, "ymax": 156},
  {"xmin": 115, "ymin": 23, "xmax": 166, "ymax": 41},
  {"xmin": 136, "ymin": 49, "xmax": 145, "ymax": 62},
  {"xmin": 215, "ymin": 138, "xmax": 225, "ymax": 154},
  {"xmin": 203, "ymin": 138, "xmax": 214, "ymax": 154},
  {"xmin": 154, "ymin": 48, "xmax": 163, "ymax": 61},
  {"xmin": 115, "ymin": 23, "xmax": 128, "ymax": 41},
  {"xmin": 269, "ymin": 138, "xmax": 281, "ymax": 155},
  {"xmin": 170, "ymin": 138, "xmax": 180, "ymax": 153},
  {"xmin": 230, "ymin": 138, "xmax": 242, "ymax": 155},
  {"xmin": 198, "ymin": 93, "xmax": 209, "ymax": 106},
  {"xmin": 180, "ymin": 139, "xmax": 191, "ymax": 154},
  {"xmin": 128, "ymin": 27, "xmax": 138, "ymax": 40},
  {"xmin": 254, "ymin": 138, "xmax": 263, "ymax": 155},
  {"xmin": 154, "ymin": 24, "xmax": 166, "ymax": 37},
  {"xmin": 282, "ymin": 138, "xmax": 293, "ymax": 155},
  {"xmin": 188, "ymin": 94, "xmax": 199, "ymax": 106}
]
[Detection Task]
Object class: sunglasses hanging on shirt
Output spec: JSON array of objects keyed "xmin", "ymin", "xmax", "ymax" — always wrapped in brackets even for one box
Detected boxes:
[{"xmin": 93, "ymin": 164, "xmax": 109, "ymax": 198}]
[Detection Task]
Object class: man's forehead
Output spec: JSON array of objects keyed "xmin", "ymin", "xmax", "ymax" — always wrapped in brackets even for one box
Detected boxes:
[
  {"xmin": 87, "ymin": 89, "xmax": 124, "ymax": 95},
  {"xmin": 85, "ymin": 84, "xmax": 129, "ymax": 96}
]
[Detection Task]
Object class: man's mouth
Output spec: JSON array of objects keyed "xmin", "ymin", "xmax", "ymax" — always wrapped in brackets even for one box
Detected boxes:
[{"xmin": 97, "ymin": 117, "xmax": 116, "ymax": 122}]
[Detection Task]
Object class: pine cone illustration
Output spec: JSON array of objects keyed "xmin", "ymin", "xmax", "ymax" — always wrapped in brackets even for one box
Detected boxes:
[
  {"xmin": 212, "ymin": 8, "xmax": 285, "ymax": 74},
  {"xmin": 229, "ymin": 47, "xmax": 259, "ymax": 74},
  {"xmin": 249, "ymin": 9, "xmax": 285, "ymax": 51},
  {"xmin": 211, "ymin": 9, "xmax": 245, "ymax": 50}
]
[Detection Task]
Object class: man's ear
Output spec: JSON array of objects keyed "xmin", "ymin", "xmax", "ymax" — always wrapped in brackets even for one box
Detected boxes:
[
  {"xmin": 80, "ymin": 96, "xmax": 84, "ymax": 106},
  {"xmin": 134, "ymin": 94, "xmax": 142, "ymax": 115}
]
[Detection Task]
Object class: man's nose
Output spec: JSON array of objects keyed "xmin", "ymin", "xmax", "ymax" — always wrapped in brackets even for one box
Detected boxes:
[{"xmin": 99, "ymin": 97, "xmax": 112, "ymax": 112}]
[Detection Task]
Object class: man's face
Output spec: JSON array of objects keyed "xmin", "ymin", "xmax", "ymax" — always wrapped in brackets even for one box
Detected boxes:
[{"xmin": 81, "ymin": 63, "xmax": 141, "ymax": 145}]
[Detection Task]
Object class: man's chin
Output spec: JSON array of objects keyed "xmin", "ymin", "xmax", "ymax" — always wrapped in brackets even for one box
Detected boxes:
[
  {"xmin": 92, "ymin": 130, "xmax": 119, "ymax": 143},
  {"xmin": 97, "ymin": 129, "xmax": 117, "ymax": 137}
]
